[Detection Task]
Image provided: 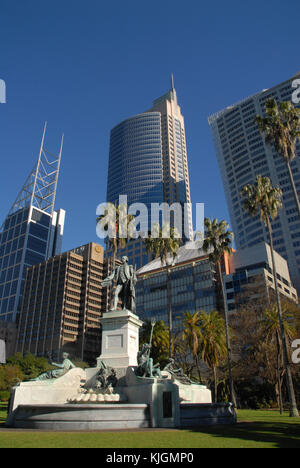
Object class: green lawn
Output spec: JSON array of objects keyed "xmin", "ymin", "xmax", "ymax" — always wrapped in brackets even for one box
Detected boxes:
[{"xmin": 0, "ymin": 404, "xmax": 300, "ymax": 448}]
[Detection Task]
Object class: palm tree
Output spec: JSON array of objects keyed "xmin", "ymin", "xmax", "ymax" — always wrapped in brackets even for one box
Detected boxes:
[
  {"xmin": 242, "ymin": 175, "xmax": 299, "ymax": 417},
  {"xmin": 144, "ymin": 223, "xmax": 181, "ymax": 357},
  {"xmin": 96, "ymin": 202, "xmax": 135, "ymax": 269},
  {"xmin": 182, "ymin": 311, "xmax": 202, "ymax": 383},
  {"xmin": 203, "ymin": 217, "xmax": 236, "ymax": 407},
  {"xmin": 97, "ymin": 203, "xmax": 135, "ymax": 310},
  {"xmin": 144, "ymin": 223, "xmax": 180, "ymax": 267},
  {"xmin": 263, "ymin": 304, "xmax": 296, "ymax": 414},
  {"xmin": 140, "ymin": 319, "xmax": 169, "ymax": 365},
  {"xmin": 255, "ymin": 98, "xmax": 300, "ymax": 220},
  {"xmin": 198, "ymin": 310, "xmax": 227, "ymax": 403}
]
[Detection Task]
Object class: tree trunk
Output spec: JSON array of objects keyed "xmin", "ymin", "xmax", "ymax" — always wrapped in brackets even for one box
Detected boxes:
[
  {"xmin": 195, "ymin": 353, "xmax": 202, "ymax": 384},
  {"xmin": 286, "ymin": 160, "xmax": 300, "ymax": 221},
  {"xmin": 267, "ymin": 217, "xmax": 299, "ymax": 417},
  {"xmin": 217, "ymin": 262, "xmax": 237, "ymax": 408},
  {"xmin": 213, "ymin": 366, "xmax": 218, "ymax": 403},
  {"xmin": 167, "ymin": 268, "xmax": 173, "ymax": 359},
  {"xmin": 276, "ymin": 330, "xmax": 283, "ymax": 414}
]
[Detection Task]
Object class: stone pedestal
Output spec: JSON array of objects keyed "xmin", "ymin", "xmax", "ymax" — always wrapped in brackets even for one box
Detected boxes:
[{"xmin": 97, "ymin": 309, "xmax": 143, "ymax": 368}]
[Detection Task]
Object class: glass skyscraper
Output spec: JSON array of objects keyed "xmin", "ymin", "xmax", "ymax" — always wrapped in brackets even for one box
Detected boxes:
[
  {"xmin": 107, "ymin": 112, "xmax": 165, "ymax": 231},
  {"xmin": 0, "ymin": 124, "xmax": 65, "ymax": 322},
  {"xmin": 105, "ymin": 78, "xmax": 193, "ymax": 268},
  {"xmin": 208, "ymin": 71, "xmax": 300, "ymax": 293}
]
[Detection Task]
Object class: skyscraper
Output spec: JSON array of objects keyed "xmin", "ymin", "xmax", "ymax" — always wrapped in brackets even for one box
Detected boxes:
[
  {"xmin": 105, "ymin": 78, "xmax": 193, "ymax": 268},
  {"xmin": 208, "ymin": 71, "xmax": 300, "ymax": 293},
  {"xmin": 0, "ymin": 124, "xmax": 65, "ymax": 322}
]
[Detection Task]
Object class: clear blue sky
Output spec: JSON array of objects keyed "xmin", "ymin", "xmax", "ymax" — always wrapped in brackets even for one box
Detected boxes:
[{"xmin": 0, "ymin": 0, "xmax": 300, "ymax": 252}]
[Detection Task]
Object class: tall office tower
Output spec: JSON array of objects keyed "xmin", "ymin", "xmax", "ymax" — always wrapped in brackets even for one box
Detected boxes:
[
  {"xmin": 208, "ymin": 71, "xmax": 300, "ymax": 293},
  {"xmin": 0, "ymin": 124, "xmax": 65, "ymax": 323},
  {"xmin": 105, "ymin": 77, "xmax": 193, "ymax": 269},
  {"xmin": 16, "ymin": 243, "xmax": 106, "ymax": 363}
]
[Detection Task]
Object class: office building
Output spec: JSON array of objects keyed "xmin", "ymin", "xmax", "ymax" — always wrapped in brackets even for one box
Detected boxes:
[
  {"xmin": 105, "ymin": 77, "xmax": 193, "ymax": 269},
  {"xmin": 136, "ymin": 243, "xmax": 232, "ymax": 329},
  {"xmin": 208, "ymin": 71, "xmax": 300, "ymax": 293},
  {"xmin": 16, "ymin": 243, "xmax": 107, "ymax": 363},
  {"xmin": 224, "ymin": 243, "xmax": 298, "ymax": 313},
  {"xmin": 0, "ymin": 125, "xmax": 65, "ymax": 322}
]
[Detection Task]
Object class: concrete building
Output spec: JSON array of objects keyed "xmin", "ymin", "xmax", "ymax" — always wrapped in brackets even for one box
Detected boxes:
[
  {"xmin": 105, "ymin": 77, "xmax": 193, "ymax": 269},
  {"xmin": 16, "ymin": 243, "xmax": 107, "ymax": 364},
  {"xmin": 224, "ymin": 243, "xmax": 298, "ymax": 313},
  {"xmin": 0, "ymin": 125, "xmax": 65, "ymax": 322},
  {"xmin": 208, "ymin": 71, "xmax": 300, "ymax": 293}
]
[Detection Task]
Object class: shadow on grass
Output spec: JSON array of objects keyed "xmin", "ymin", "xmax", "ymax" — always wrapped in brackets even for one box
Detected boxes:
[{"xmin": 187, "ymin": 421, "xmax": 300, "ymax": 448}]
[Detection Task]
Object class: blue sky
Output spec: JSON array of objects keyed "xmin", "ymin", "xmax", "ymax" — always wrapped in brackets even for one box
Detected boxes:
[{"xmin": 0, "ymin": 0, "xmax": 300, "ymax": 252}]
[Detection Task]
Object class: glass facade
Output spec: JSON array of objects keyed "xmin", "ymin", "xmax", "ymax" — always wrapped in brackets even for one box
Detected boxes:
[
  {"xmin": 137, "ymin": 258, "xmax": 218, "ymax": 330},
  {"xmin": 209, "ymin": 72, "xmax": 300, "ymax": 293},
  {"xmin": 0, "ymin": 207, "xmax": 64, "ymax": 322},
  {"xmin": 105, "ymin": 84, "xmax": 193, "ymax": 269},
  {"xmin": 106, "ymin": 112, "xmax": 164, "ymax": 268},
  {"xmin": 107, "ymin": 112, "xmax": 164, "ymax": 223}
]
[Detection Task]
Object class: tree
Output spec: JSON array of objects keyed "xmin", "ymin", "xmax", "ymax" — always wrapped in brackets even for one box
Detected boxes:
[
  {"xmin": 181, "ymin": 311, "xmax": 202, "ymax": 383},
  {"xmin": 198, "ymin": 310, "xmax": 227, "ymax": 402},
  {"xmin": 242, "ymin": 175, "xmax": 299, "ymax": 417},
  {"xmin": 263, "ymin": 304, "xmax": 296, "ymax": 414},
  {"xmin": 144, "ymin": 223, "xmax": 181, "ymax": 357},
  {"xmin": 97, "ymin": 203, "xmax": 135, "ymax": 310},
  {"xmin": 203, "ymin": 217, "xmax": 236, "ymax": 407},
  {"xmin": 140, "ymin": 320, "xmax": 169, "ymax": 366},
  {"xmin": 96, "ymin": 202, "xmax": 135, "ymax": 269},
  {"xmin": 144, "ymin": 223, "xmax": 180, "ymax": 267},
  {"xmin": 7, "ymin": 353, "xmax": 51, "ymax": 381},
  {"xmin": 255, "ymin": 98, "xmax": 300, "ymax": 220}
]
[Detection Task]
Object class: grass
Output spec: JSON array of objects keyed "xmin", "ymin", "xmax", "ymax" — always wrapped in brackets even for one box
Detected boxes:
[{"xmin": 0, "ymin": 403, "xmax": 300, "ymax": 448}]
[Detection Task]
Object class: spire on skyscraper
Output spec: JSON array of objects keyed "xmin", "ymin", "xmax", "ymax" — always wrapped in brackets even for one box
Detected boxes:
[{"xmin": 170, "ymin": 73, "xmax": 175, "ymax": 90}]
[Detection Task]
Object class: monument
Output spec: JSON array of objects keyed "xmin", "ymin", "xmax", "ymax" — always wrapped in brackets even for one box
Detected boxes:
[{"xmin": 6, "ymin": 256, "xmax": 236, "ymax": 429}]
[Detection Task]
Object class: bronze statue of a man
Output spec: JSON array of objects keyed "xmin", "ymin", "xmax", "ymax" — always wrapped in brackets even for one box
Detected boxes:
[{"xmin": 102, "ymin": 256, "xmax": 137, "ymax": 313}]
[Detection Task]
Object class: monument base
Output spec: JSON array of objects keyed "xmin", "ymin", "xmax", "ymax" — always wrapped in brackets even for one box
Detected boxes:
[
  {"xmin": 6, "ymin": 308, "xmax": 236, "ymax": 429},
  {"xmin": 98, "ymin": 309, "xmax": 143, "ymax": 369}
]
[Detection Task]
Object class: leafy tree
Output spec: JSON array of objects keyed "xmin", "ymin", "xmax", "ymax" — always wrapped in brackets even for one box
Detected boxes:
[
  {"xmin": 242, "ymin": 175, "xmax": 299, "ymax": 417},
  {"xmin": 0, "ymin": 364, "xmax": 24, "ymax": 392},
  {"xmin": 7, "ymin": 353, "xmax": 51, "ymax": 381}
]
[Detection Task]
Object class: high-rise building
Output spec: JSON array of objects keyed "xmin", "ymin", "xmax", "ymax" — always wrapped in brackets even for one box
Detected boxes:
[
  {"xmin": 208, "ymin": 71, "xmax": 300, "ymax": 293},
  {"xmin": 16, "ymin": 243, "xmax": 107, "ymax": 363},
  {"xmin": 136, "ymin": 243, "xmax": 233, "ymax": 329},
  {"xmin": 105, "ymin": 78, "xmax": 193, "ymax": 269},
  {"xmin": 0, "ymin": 124, "xmax": 65, "ymax": 322},
  {"xmin": 224, "ymin": 243, "xmax": 298, "ymax": 314}
]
